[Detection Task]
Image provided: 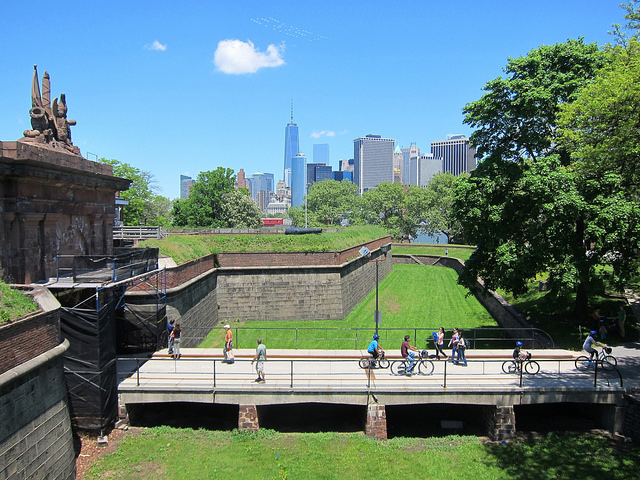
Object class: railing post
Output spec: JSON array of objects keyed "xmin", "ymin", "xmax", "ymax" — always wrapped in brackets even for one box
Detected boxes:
[
  {"xmin": 519, "ymin": 363, "xmax": 524, "ymax": 388},
  {"xmin": 594, "ymin": 359, "xmax": 598, "ymax": 388},
  {"xmin": 290, "ymin": 360, "xmax": 294, "ymax": 388},
  {"xmin": 443, "ymin": 359, "xmax": 447, "ymax": 388},
  {"xmin": 136, "ymin": 358, "xmax": 140, "ymax": 387},
  {"xmin": 213, "ymin": 359, "xmax": 216, "ymax": 388}
]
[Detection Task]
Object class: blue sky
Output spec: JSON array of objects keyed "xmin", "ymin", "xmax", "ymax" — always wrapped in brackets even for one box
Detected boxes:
[{"xmin": 0, "ymin": 1, "xmax": 627, "ymax": 199}]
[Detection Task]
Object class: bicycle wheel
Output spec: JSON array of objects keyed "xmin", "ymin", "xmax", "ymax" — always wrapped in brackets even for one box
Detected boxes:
[
  {"xmin": 359, "ymin": 358, "xmax": 370, "ymax": 369},
  {"xmin": 378, "ymin": 358, "xmax": 390, "ymax": 369},
  {"xmin": 502, "ymin": 361, "xmax": 517, "ymax": 374},
  {"xmin": 601, "ymin": 355, "xmax": 617, "ymax": 370},
  {"xmin": 524, "ymin": 360, "xmax": 540, "ymax": 375},
  {"xmin": 575, "ymin": 355, "xmax": 591, "ymax": 371},
  {"xmin": 390, "ymin": 360, "xmax": 406, "ymax": 375},
  {"xmin": 418, "ymin": 360, "xmax": 434, "ymax": 375}
]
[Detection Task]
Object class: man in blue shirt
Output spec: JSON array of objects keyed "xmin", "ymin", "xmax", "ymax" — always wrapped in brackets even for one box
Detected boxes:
[{"xmin": 367, "ymin": 334, "xmax": 383, "ymax": 366}]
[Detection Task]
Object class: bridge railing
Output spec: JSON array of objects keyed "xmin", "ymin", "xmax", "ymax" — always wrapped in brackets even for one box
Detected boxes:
[
  {"xmin": 177, "ymin": 326, "xmax": 555, "ymax": 351},
  {"xmin": 117, "ymin": 356, "xmax": 623, "ymax": 390}
]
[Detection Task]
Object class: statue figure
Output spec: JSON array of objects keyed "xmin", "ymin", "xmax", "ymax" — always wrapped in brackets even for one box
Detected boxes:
[{"xmin": 23, "ymin": 65, "xmax": 80, "ymax": 154}]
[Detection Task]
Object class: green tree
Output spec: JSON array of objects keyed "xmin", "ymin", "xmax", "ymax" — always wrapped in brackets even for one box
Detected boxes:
[
  {"xmin": 100, "ymin": 158, "xmax": 170, "ymax": 226},
  {"xmin": 220, "ymin": 189, "xmax": 263, "ymax": 228},
  {"xmin": 454, "ymin": 39, "xmax": 611, "ymax": 318},
  {"xmin": 361, "ymin": 182, "xmax": 414, "ymax": 240},
  {"xmin": 172, "ymin": 167, "xmax": 236, "ymax": 227},
  {"xmin": 420, "ymin": 173, "xmax": 466, "ymax": 243},
  {"xmin": 307, "ymin": 179, "xmax": 361, "ymax": 225}
]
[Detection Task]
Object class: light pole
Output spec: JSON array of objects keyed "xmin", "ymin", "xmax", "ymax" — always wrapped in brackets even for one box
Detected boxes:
[{"xmin": 360, "ymin": 244, "xmax": 391, "ymax": 337}]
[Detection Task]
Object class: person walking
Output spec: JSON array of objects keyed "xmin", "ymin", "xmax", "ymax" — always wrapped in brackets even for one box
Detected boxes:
[
  {"xmin": 447, "ymin": 328, "xmax": 459, "ymax": 363},
  {"xmin": 455, "ymin": 330, "xmax": 468, "ymax": 366},
  {"xmin": 435, "ymin": 327, "xmax": 448, "ymax": 360},
  {"xmin": 223, "ymin": 324, "xmax": 234, "ymax": 364},
  {"xmin": 167, "ymin": 319, "xmax": 175, "ymax": 355},
  {"xmin": 172, "ymin": 323, "xmax": 181, "ymax": 359},
  {"xmin": 618, "ymin": 304, "xmax": 627, "ymax": 338},
  {"xmin": 251, "ymin": 338, "xmax": 267, "ymax": 383}
]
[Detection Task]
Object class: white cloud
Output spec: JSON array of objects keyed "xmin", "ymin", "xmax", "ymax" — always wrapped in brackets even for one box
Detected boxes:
[
  {"xmin": 310, "ymin": 130, "xmax": 336, "ymax": 138},
  {"xmin": 214, "ymin": 39, "xmax": 285, "ymax": 74},
  {"xmin": 145, "ymin": 40, "xmax": 167, "ymax": 51}
]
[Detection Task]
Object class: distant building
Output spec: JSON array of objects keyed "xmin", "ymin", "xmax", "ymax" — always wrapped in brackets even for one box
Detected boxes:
[
  {"xmin": 248, "ymin": 172, "xmax": 274, "ymax": 201},
  {"xmin": 291, "ymin": 153, "xmax": 307, "ymax": 207},
  {"xmin": 393, "ymin": 144, "xmax": 403, "ymax": 183},
  {"xmin": 266, "ymin": 199, "xmax": 290, "ymax": 216},
  {"xmin": 401, "ymin": 144, "xmax": 420, "ymax": 186},
  {"xmin": 430, "ymin": 134, "xmax": 477, "ymax": 176},
  {"xmin": 237, "ymin": 168, "xmax": 247, "ymax": 189},
  {"xmin": 332, "ymin": 171, "xmax": 353, "ymax": 182},
  {"xmin": 180, "ymin": 175, "xmax": 195, "ymax": 199},
  {"xmin": 353, "ymin": 135, "xmax": 395, "ymax": 194},
  {"xmin": 313, "ymin": 144, "xmax": 330, "ymax": 165},
  {"xmin": 339, "ymin": 158, "xmax": 354, "ymax": 173},
  {"xmin": 256, "ymin": 190, "xmax": 272, "ymax": 212},
  {"xmin": 307, "ymin": 162, "xmax": 332, "ymax": 191},
  {"xmin": 419, "ymin": 153, "xmax": 442, "ymax": 187},
  {"xmin": 283, "ymin": 104, "xmax": 299, "ymax": 187}
]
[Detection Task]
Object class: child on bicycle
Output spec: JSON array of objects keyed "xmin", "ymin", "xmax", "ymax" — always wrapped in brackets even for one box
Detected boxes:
[
  {"xmin": 513, "ymin": 341, "xmax": 531, "ymax": 363},
  {"xmin": 367, "ymin": 334, "xmax": 384, "ymax": 366},
  {"xmin": 583, "ymin": 330, "xmax": 603, "ymax": 360}
]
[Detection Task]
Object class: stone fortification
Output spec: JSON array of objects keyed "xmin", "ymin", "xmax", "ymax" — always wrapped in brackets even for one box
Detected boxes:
[
  {"xmin": 0, "ymin": 289, "xmax": 75, "ymax": 480},
  {"xmin": 0, "ymin": 140, "xmax": 130, "ymax": 283}
]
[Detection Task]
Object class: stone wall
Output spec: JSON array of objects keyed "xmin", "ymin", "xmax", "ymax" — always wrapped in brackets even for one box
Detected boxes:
[{"xmin": 0, "ymin": 339, "xmax": 75, "ymax": 480}]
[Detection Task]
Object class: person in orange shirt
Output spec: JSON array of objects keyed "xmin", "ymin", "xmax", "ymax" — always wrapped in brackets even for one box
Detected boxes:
[{"xmin": 224, "ymin": 325, "xmax": 234, "ymax": 364}]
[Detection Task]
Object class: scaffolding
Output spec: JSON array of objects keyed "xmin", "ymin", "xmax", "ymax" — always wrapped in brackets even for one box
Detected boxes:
[{"xmin": 46, "ymin": 248, "xmax": 166, "ymax": 430}]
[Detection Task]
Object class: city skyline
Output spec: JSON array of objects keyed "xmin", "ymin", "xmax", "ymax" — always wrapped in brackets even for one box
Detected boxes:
[{"xmin": 0, "ymin": 1, "xmax": 625, "ymax": 199}]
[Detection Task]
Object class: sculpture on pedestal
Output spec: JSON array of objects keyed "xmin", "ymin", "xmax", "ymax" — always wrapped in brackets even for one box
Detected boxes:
[{"xmin": 23, "ymin": 65, "xmax": 80, "ymax": 155}]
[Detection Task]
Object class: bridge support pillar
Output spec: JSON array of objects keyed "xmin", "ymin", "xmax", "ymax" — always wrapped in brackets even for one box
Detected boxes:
[
  {"xmin": 238, "ymin": 404, "xmax": 259, "ymax": 431},
  {"xmin": 365, "ymin": 404, "xmax": 387, "ymax": 440},
  {"xmin": 487, "ymin": 405, "xmax": 516, "ymax": 441}
]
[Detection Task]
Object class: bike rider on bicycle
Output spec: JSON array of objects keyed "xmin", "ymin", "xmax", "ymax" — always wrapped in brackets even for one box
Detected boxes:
[
  {"xmin": 583, "ymin": 330, "xmax": 602, "ymax": 361},
  {"xmin": 368, "ymin": 334, "xmax": 384, "ymax": 367},
  {"xmin": 513, "ymin": 341, "xmax": 531, "ymax": 363},
  {"xmin": 401, "ymin": 335, "xmax": 420, "ymax": 376}
]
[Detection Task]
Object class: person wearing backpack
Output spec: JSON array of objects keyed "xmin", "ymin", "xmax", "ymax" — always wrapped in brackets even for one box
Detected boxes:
[
  {"xmin": 454, "ymin": 330, "xmax": 468, "ymax": 366},
  {"xmin": 447, "ymin": 328, "xmax": 459, "ymax": 364}
]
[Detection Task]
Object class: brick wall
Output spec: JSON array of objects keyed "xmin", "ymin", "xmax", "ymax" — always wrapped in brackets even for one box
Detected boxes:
[
  {"xmin": 238, "ymin": 404, "xmax": 259, "ymax": 430},
  {"xmin": 365, "ymin": 404, "xmax": 387, "ymax": 440},
  {"xmin": 0, "ymin": 309, "xmax": 59, "ymax": 375}
]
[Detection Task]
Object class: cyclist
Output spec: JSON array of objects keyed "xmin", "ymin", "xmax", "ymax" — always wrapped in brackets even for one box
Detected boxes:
[
  {"xmin": 401, "ymin": 335, "xmax": 419, "ymax": 375},
  {"xmin": 583, "ymin": 330, "xmax": 603, "ymax": 361},
  {"xmin": 513, "ymin": 341, "xmax": 531, "ymax": 363},
  {"xmin": 367, "ymin": 334, "xmax": 384, "ymax": 366}
]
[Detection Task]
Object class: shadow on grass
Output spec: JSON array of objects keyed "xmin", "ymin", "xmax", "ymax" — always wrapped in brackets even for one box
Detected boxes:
[{"xmin": 483, "ymin": 432, "xmax": 640, "ymax": 480}]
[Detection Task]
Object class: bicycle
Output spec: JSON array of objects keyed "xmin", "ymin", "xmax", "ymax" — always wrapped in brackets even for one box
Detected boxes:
[
  {"xmin": 359, "ymin": 349, "xmax": 389, "ymax": 369},
  {"xmin": 575, "ymin": 346, "xmax": 617, "ymax": 371},
  {"xmin": 390, "ymin": 349, "xmax": 434, "ymax": 376},
  {"xmin": 502, "ymin": 353, "xmax": 540, "ymax": 375}
]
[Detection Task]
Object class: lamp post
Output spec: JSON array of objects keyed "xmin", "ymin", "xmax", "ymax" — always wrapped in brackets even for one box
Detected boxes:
[{"xmin": 360, "ymin": 244, "xmax": 391, "ymax": 337}]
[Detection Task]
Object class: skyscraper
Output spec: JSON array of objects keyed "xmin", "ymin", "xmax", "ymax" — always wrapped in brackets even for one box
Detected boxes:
[
  {"xmin": 236, "ymin": 168, "xmax": 247, "ymax": 189},
  {"xmin": 313, "ymin": 144, "xmax": 330, "ymax": 165},
  {"xmin": 180, "ymin": 175, "xmax": 195, "ymax": 199},
  {"xmin": 291, "ymin": 153, "xmax": 307, "ymax": 207},
  {"xmin": 307, "ymin": 163, "xmax": 332, "ymax": 190},
  {"xmin": 430, "ymin": 135, "xmax": 477, "ymax": 176},
  {"xmin": 353, "ymin": 135, "xmax": 394, "ymax": 194},
  {"xmin": 283, "ymin": 103, "xmax": 299, "ymax": 187}
]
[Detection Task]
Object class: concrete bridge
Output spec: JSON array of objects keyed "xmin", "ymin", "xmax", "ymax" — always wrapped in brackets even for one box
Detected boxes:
[{"xmin": 117, "ymin": 347, "xmax": 634, "ymax": 441}]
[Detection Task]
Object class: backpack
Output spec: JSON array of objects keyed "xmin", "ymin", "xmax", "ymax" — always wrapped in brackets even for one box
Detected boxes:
[
  {"xmin": 463, "ymin": 337, "xmax": 470, "ymax": 349},
  {"xmin": 432, "ymin": 332, "xmax": 438, "ymax": 344}
]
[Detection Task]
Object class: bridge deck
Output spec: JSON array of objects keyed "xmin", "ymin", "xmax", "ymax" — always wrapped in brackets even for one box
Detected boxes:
[{"xmin": 118, "ymin": 348, "xmax": 627, "ymax": 407}]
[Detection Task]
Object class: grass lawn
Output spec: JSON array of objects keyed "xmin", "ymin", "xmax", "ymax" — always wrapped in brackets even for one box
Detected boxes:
[
  {"xmin": 139, "ymin": 225, "xmax": 389, "ymax": 264},
  {"xmin": 199, "ymin": 264, "xmax": 496, "ymax": 350},
  {"xmin": 391, "ymin": 245, "xmax": 475, "ymax": 262},
  {"xmin": 86, "ymin": 428, "xmax": 640, "ymax": 480},
  {"xmin": 0, "ymin": 280, "xmax": 39, "ymax": 322}
]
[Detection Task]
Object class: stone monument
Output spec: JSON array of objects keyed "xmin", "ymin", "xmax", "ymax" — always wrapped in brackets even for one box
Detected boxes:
[{"xmin": 0, "ymin": 67, "xmax": 130, "ymax": 283}]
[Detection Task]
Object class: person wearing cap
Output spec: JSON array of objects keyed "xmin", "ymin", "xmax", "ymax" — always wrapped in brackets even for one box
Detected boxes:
[
  {"xmin": 512, "ymin": 341, "xmax": 530, "ymax": 363},
  {"xmin": 583, "ymin": 330, "xmax": 602, "ymax": 361},
  {"xmin": 223, "ymin": 324, "xmax": 234, "ymax": 364},
  {"xmin": 367, "ymin": 334, "xmax": 384, "ymax": 367}
]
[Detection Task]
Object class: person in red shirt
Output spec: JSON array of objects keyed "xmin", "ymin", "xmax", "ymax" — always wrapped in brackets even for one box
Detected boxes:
[{"xmin": 401, "ymin": 335, "xmax": 419, "ymax": 376}]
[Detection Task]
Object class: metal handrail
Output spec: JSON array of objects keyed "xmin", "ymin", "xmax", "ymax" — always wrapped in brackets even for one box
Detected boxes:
[{"xmin": 117, "ymin": 356, "xmax": 623, "ymax": 389}]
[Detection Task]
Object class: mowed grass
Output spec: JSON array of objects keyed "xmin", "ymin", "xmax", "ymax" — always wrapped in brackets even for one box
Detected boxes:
[
  {"xmin": 86, "ymin": 428, "xmax": 640, "ymax": 480},
  {"xmin": 0, "ymin": 280, "xmax": 39, "ymax": 323},
  {"xmin": 391, "ymin": 245, "xmax": 475, "ymax": 262},
  {"xmin": 200, "ymin": 264, "xmax": 496, "ymax": 349},
  {"xmin": 139, "ymin": 225, "xmax": 389, "ymax": 264}
]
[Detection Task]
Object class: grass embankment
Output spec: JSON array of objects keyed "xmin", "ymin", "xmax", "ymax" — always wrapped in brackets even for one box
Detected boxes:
[
  {"xmin": 0, "ymin": 280, "xmax": 39, "ymax": 322},
  {"xmin": 139, "ymin": 225, "xmax": 388, "ymax": 264},
  {"xmin": 199, "ymin": 263, "xmax": 496, "ymax": 349},
  {"xmin": 86, "ymin": 428, "xmax": 640, "ymax": 480},
  {"xmin": 392, "ymin": 244, "xmax": 475, "ymax": 262}
]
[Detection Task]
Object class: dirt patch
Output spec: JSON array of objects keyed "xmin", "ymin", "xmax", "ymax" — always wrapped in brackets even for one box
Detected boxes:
[{"xmin": 75, "ymin": 426, "xmax": 140, "ymax": 479}]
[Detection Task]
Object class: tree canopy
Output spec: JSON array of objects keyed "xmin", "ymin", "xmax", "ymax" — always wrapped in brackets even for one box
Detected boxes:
[{"xmin": 453, "ymin": 35, "xmax": 640, "ymax": 319}]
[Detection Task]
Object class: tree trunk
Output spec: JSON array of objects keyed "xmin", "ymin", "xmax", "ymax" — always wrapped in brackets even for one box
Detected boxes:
[{"xmin": 574, "ymin": 283, "xmax": 588, "ymax": 320}]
